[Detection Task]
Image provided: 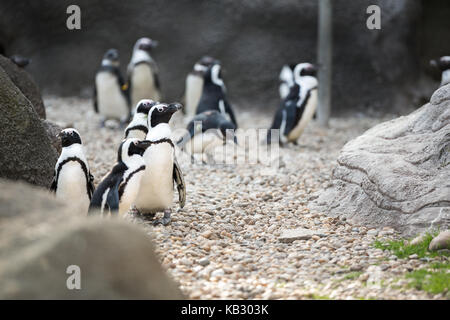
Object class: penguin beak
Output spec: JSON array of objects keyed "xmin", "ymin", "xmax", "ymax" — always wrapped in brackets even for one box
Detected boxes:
[{"xmin": 167, "ymin": 103, "xmax": 183, "ymax": 114}]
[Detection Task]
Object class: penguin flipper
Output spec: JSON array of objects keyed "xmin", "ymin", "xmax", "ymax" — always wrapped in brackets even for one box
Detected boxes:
[
  {"xmin": 224, "ymin": 99, "xmax": 238, "ymax": 128},
  {"xmin": 267, "ymin": 106, "xmax": 283, "ymax": 143},
  {"xmin": 93, "ymin": 85, "xmax": 98, "ymax": 113},
  {"xmin": 88, "ymin": 171, "xmax": 95, "ymax": 200},
  {"xmin": 50, "ymin": 174, "xmax": 57, "ymax": 193},
  {"xmin": 106, "ymin": 186, "xmax": 120, "ymax": 215},
  {"xmin": 173, "ymin": 158, "xmax": 186, "ymax": 208}
]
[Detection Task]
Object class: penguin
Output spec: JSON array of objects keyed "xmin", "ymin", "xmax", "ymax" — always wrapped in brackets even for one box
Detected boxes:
[
  {"xmin": 279, "ymin": 63, "xmax": 297, "ymax": 100},
  {"xmin": 268, "ymin": 63, "xmax": 318, "ymax": 145},
  {"xmin": 184, "ymin": 56, "xmax": 219, "ymax": 117},
  {"xmin": 177, "ymin": 110, "xmax": 237, "ymax": 155},
  {"xmin": 196, "ymin": 64, "xmax": 238, "ymax": 127},
  {"xmin": 430, "ymin": 56, "xmax": 450, "ymax": 87},
  {"xmin": 127, "ymin": 37, "xmax": 161, "ymax": 109},
  {"xmin": 124, "ymin": 99, "xmax": 158, "ymax": 140},
  {"xmin": 88, "ymin": 138, "xmax": 151, "ymax": 216},
  {"xmin": 133, "ymin": 102, "xmax": 186, "ymax": 226},
  {"xmin": 50, "ymin": 129, "xmax": 95, "ymax": 214},
  {"xmin": 9, "ymin": 55, "xmax": 31, "ymax": 68},
  {"xmin": 94, "ymin": 48, "xmax": 130, "ymax": 126}
]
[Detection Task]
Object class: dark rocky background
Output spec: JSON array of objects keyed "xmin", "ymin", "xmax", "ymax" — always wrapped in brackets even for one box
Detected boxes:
[{"xmin": 0, "ymin": 0, "xmax": 449, "ymax": 115}]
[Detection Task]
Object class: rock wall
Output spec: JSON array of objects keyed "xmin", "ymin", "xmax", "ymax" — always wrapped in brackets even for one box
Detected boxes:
[
  {"xmin": 311, "ymin": 84, "xmax": 450, "ymax": 237},
  {"xmin": 1, "ymin": 0, "xmax": 443, "ymax": 113}
]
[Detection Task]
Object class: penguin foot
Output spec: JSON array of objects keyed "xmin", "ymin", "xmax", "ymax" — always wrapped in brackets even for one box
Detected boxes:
[
  {"xmin": 153, "ymin": 210, "xmax": 171, "ymax": 226},
  {"xmin": 129, "ymin": 207, "xmax": 155, "ymax": 220}
]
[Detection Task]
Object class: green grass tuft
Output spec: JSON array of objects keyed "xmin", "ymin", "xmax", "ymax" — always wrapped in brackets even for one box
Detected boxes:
[
  {"xmin": 406, "ymin": 264, "xmax": 450, "ymax": 295},
  {"xmin": 343, "ymin": 271, "xmax": 363, "ymax": 280},
  {"xmin": 373, "ymin": 232, "xmax": 449, "ymax": 259}
]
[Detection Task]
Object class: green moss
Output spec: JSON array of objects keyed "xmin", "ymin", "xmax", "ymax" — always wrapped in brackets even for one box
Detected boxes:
[
  {"xmin": 373, "ymin": 232, "xmax": 449, "ymax": 259},
  {"xmin": 406, "ymin": 264, "xmax": 450, "ymax": 294},
  {"xmin": 343, "ymin": 271, "xmax": 363, "ymax": 280}
]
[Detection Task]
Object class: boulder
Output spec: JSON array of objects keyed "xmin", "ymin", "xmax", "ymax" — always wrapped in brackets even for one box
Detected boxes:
[
  {"xmin": 0, "ymin": 66, "xmax": 57, "ymax": 188},
  {"xmin": 311, "ymin": 84, "xmax": 450, "ymax": 237},
  {"xmin": 0, "ymin": 179, "xmax": 184, "ymax": 299},
  {"xmin": 0, "ymin": 54, "xmax": 45, "ymax": 118},
  {"xmin": 429, "ymin": 230, "xmax": 450, "ymax": 251},
  {"xmin": 41, "ymin": 119, "xmax": 63, "ymax": 155}
]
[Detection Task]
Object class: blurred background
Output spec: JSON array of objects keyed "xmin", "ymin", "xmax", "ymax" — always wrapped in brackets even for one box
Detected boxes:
[{"xmin": 0, "ymin": 0, "xmax": 449, "ymax": 115}]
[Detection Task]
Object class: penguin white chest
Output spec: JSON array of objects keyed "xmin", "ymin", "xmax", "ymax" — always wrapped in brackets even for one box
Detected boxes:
[
  {"xmin": 135, "ymin": 143, "xmax": 174, "ymax": 212},
  {"xmin": 119, "ymin": 169, "xmax": 145, "ymax": 216},
  {"xmin": 56, "ymin": 162, "xmax": 90, "ymax": 213},
  {"xmin": 288, "ymin": 89, "xmax": 318, "ymax": 142},
  {"xmin": 131, "ymin": 64, "xmax": 160, "ymax": 106},
  {"xmin": 185, "ymin": 75, "xmax": 203, "ymax": 117},
  {"xmin": 96, "ymin": 72, "xmax": 129, "ymax": 121}
]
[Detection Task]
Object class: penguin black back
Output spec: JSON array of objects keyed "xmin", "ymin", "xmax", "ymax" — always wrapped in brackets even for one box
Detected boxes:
[{"xmin": 196, "ymin": 64, "xmax": 237, "ymax": 127}]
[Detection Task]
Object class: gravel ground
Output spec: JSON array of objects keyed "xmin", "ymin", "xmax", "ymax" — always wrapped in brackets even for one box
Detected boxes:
[{"xmin": 45, "ymin": 96, "xmax": 448, "ymax": 300}]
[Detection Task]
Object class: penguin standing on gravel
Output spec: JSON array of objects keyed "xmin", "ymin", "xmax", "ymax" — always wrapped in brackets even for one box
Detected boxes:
[
  {"xmin": 50, "ymin": 129, "xmax": 95, "ymax": 214},
  {"xmin": 196, "ymin": 64, "xmax": 237, "ymax": 127},
  {"xmin": 184, "ymin": 56, "xmax": 219, "ymax": 117},
  {"xmin": 430, "ymin": 56, "xmax": 450, "ymax": 87},
  {"xmin": 88, "ymin": 138, "xmax": 151, "ymax": 216},
  {"xmin": 268, "ymin": 63, "xmax": 318, "ymax": 145},
  {"xmin": 177, "ymin": 110, "xmax": 237, "ymax": 155},
  {"xmin": 124, "ymin": 99, "xmax": 158, "ymax": 140},
  {"xmin": 94, "ymin": 48, "xmax": 130, "ymax": 126},
  {"xmin": 133, "ymin": 102, "xmax": 186, "ymax": 226},
  {"xmin": 127, "ymin": 37, "xmax": 161, "ymax": 109}
]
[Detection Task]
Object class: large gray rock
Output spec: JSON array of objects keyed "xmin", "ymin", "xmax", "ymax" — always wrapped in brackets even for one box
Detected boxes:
[
  {"xmin": 41, "ymin": 119, "xmax": 63, "ymax": 154},
  {"xmin": 0, "ymin": 54, "xmax": 45, "ymax": 118},
  {"xmin": 311, "ymin": 84, "xmax": 450, "ymax": 237},
  {"xmin": 0, "ymin": 66, "xmax": 57, "ymax": 188},
  {"xmin": 0, "ymin": 179, "xmax": 184, "ymax": 299},
  {"xmin": 0, "ymin": 0, "xmax": 442, "ymax": 113}
]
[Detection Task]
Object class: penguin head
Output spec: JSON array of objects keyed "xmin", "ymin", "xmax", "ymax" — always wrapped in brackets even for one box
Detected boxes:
[
  {"xmin": 430, "ymin": 56, "xmax": 450, "ymax": 72},
  {"xmin": 58, "ymin": 128, "xmax": 82, "ymax": 148},
  {"xmin": 135, "ymin": 99, "xmax": 158, "ymax": 116},
  {"xmin": 293, "ymin": 63, "xmax": 317, "ymax": 82},
  {"xmin": 204, "ymin": 64, "xmax": 224, "ymax": 87},
  {"xmin": 118, "ymin": 138, "xmax": 151, "ymax": 165},
  {"xmin": 135, "ymin": 37, "xmax": 158, "ymax": 53},
  {"xmin": 148, "ymin": 103, "xmax": 183, "ymax": 128},
  {"xmin": 193, "ymin": 56, "xmax": 220, "ymax": 73},
  {"xmin": 102, "ymin": 49, "xmax": 120, "ymax": 67}
]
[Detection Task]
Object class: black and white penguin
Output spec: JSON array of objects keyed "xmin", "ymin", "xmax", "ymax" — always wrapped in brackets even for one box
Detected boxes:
[
  {"xmin": 50, "ymin": 129, "xmax": 94, "ymax": 214},
  {"xmin": 279, "ymin": 63, "xmax": 297, "ymax": 100},
  {"xmin": 127, "ymin": 37, "xmax": 161, "ymax": 109},
  {"xmin": 177, "ymin": 110, "xmax": 237, "ymax": 155},
  {"xmin": 196, "ymin": 63, "xmax": 237, "ymax": 127},
  {"xmin": 133, "ymin": 102, "xmax": 186, "ymax": 226},
  {"xmin": 184, "ymin": 56, "xmax": 219, "ymax": 117},
  {"xmin": 124, "ymin": 99, "xmax": 158, "ymax": 140},
  {"xmin": 88, "ymin": 138, "xmax": 151, "ymax": 216},
  {"xmin": 430, "ymin": 56, "xmax": 450, "ymax": 87},
  {"xmin": 268, "ymin": 63, "xmax": 318, "ymax": 145},
  {"xmin": 94, "ymin": 48, "xmax": 130, "ymax": 126}
]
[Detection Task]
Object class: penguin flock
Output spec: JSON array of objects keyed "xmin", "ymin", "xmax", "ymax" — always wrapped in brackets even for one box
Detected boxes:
[{"xmin": 49, "ymin": 31, "xmax": 450, "ymax": 226}]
